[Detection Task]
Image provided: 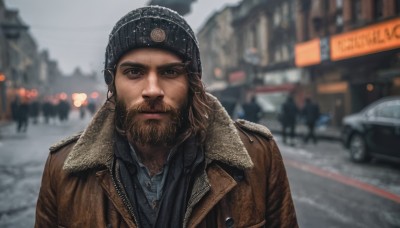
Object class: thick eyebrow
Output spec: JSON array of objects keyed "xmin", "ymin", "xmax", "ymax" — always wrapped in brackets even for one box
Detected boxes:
[
  {"xmin": 118, "ymin": 61, "xmax": 186, "ymax": 70},
  {"xmin": 118, "ymin": 62, "xmax": 146, "ymax": 69},
  {"xmin": 157, "ymin": 62, "xmax": 187, "ymax": 69}
]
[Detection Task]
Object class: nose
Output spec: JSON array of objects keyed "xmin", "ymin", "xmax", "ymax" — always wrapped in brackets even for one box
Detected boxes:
[{"xmin": 142, "ymin": 72, "xmax": 164, "ymax": 101}]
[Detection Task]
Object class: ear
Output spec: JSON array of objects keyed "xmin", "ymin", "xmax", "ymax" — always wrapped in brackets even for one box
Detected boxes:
[
  {"xmin": 104, "ymin": 69, "xmax": 114, "ymax": 85},
  {"xmin": 104, "ymin": 69, "xmax": 115, "ymax": 92}
]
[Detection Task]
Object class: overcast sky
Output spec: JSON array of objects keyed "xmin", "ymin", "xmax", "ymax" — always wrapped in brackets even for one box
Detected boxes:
[{"xmin": 5, "ymin": 0, "xmax": 240, "ymax": 75}]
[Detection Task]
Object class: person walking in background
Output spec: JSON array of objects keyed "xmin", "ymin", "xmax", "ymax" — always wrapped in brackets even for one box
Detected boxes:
[
  {"xmin": 35, "ymin": 6, "xmax": 298, "ymax": 228},
  {"xmin": 30, "ymin": 99, "xmax": 41, "ymax": 124},
  {"xmin": 10, "ymin": 96, "xmax": 20, "ymax": 123},
  {"xmin": 302, "ymin": 97, "xmax": 320, "ymax": 144},
  {"xmin": 57, "ymin": 99, "xmax": 71, "ymax": 122},
  {"xmin": 16, "ymin": 98, "xmax": 30, "ymax": 133},
  {"xmin": 87, "ymin": 100, "xmax": 97, "ymax": 116},
  {"xmin": 280, "ymin": 95, "xmax": 299, "ymax": 146},
  {"xmin": 42, "ymin": 98, "xmax": 53, "ymax": 124},
  {"xmin": 242, "ymin": 96, "xmax": 262, "ymax": 123}
]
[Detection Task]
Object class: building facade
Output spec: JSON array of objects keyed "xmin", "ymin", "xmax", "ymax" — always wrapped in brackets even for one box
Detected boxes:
[
  {"xmin": 198, "ymin": 0, "xmax": 300, "ymax": 114},
  {"xmin": 295, "ymin": 0, "xmax": 400, "ymax": 126},
  {"xmin": 0, "ymin": 0, "xmax": 62, "ymax": 122},
  {"xmin": 198, "ymin": 5, "xmax": 235, "ymax": 88}
]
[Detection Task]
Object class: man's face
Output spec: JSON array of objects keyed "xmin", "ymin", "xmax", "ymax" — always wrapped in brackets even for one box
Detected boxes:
[{"xmin": 114, "ymin": 48, "xmax": 189, "ymax": 146}]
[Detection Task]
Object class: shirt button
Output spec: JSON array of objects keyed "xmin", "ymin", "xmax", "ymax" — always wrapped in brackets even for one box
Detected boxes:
[{"xmin": 146, "ymin": 181, "xmax": 152, "ymax": 190}]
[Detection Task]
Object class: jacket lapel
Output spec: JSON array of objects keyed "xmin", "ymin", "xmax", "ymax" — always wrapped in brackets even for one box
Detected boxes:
[
  {"xmin": 186, "ymin": 164, "xmax": 237, "ymax": 228},
  {"xmin": 96, "ymin": 169, "xmax": 137, "ymax": 228}
]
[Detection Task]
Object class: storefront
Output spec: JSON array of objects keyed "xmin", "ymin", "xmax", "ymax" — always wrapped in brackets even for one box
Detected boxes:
[{"xmin": 295, "ymin": 17, "xmax": 400, "ymax": 126}]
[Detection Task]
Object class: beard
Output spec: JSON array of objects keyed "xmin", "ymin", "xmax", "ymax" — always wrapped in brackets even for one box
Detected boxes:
[{"xmin": 115, "ymin": 99, "xmax": 187, "ymax": 147}]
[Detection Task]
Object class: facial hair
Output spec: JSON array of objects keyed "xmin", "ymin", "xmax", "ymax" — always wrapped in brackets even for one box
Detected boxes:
[{"xmin": 115, "ymin": 99, "xmax": 185, "ymax": 147}]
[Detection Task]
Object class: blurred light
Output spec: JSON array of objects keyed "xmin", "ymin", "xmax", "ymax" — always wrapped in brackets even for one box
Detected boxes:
[
  {"xmin": 0, "ymin": 73, "xmax": 6, "ymax": 82},
  {"xmin": 214, "ymin": 67, "xmax": 222, "ymax": 79},
  {"xmin": 80, "ymin": 93, "xmax": 87, "ymax": 101},
  {"xmin": 366, "ymin": 83, "xmax": 374, "ymax": 92},
  {"xmin": 59, "ymin": 92, "xmax": 68, "ymax": 100},
  {"xmin": 72, "ymin": 92, "xmax": 88, "ymax": 107},
  {"xmin": 31, "ymin": 89, "xmax": 38, "ymax": 97},
  {"xmin": 74, "ymin": 100, "xmax": 82, "ymax": 108},
  {"xmin": 394, "ymin": 77, "xmax": 400, "ymax": 87},
  {"xmin": 18, "ymin": 88, "xmax": 26, "ymax": 97},
  {"xmin": 72, "ymin": 93, "xmax": 79, "ymax": 100},
  {"xmin": 90, "ymin": 92, "xmax": 99, "ymax": 99}
]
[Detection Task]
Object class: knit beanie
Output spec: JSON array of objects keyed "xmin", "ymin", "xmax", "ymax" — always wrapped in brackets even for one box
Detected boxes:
[{"xmin": 104, "ymin": 5, "xmax": 202, "ymax": 83}]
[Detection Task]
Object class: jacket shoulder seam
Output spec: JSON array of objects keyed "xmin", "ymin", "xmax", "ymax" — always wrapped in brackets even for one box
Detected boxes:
[
  {"xmin": 49, "ymin": 131, "xmax": 82, "ymax": 153},
  {"xmin": 235, "ymin": 119, "xmax": 273, "ymax": 140}
]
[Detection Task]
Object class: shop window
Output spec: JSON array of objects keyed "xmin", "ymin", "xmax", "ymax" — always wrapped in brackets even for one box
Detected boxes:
[
  {"xmin": 251, "ymin": 24, "xmax": 258, "ymax": 49},
  {"xmin": 336, "ymin": 0, "xmax": 343, "ymax": 9},
  {"xmin": 351, "ymin": 0, "xmax": 362, "ymax": 24},
  {"xmin": 282, "ymin": 2, "xmax": 289, "ymax": 17},
  {"xmin": 336, "ymin": 13, "xmax": 344, "ymax": 32},
  {"xmin": 273, "ymin": 6, "xmax": 282, "ymax": 27},
  {"xmin": 324, "ymin": 0, "xmax": 330, "ymax": 13},
  {"xmin": 373, "ymin": 0, "xmax": 383, "ymax": 19},
  {"xmin": 335, "ymin": 0, "xmax": 343, "ymax": 33},
  {"xmin": 396, "ymin": 0, "xmax": 400, "ymax": 14}
]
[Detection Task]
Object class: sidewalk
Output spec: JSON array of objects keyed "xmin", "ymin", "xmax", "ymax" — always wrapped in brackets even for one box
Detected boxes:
[
  {"xmin": 259, "ymin": 119, "xmax": 341, "ymax": 142},
  {"xmin": 0, "ymin": 120, "xmax": 14, "ymax": 138}
]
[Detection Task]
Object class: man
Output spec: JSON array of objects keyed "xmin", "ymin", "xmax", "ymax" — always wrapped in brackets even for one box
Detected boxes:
[
  {"xmin": 242, "ymin": 96, "xmax": 262, "ymax": 123},
  {"xmin": 302, "ymin": 97, "xmax": 320, "ymax": 144},
  {"xmin": 280, "ymin": 96, "xmax": 299, "ymax": 146},
  {"xmin": 35, "ymin": 6, "xmax": 298, "ymax": 228}
]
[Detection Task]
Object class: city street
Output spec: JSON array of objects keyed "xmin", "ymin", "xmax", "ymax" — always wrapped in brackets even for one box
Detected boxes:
[
  {"xmin": 0, "ymin": 110, "xmax": 90, "ymax": 227},
  {"xmin": 0, "ymin": 112, "xmax": 399, "ymax": 228},
  {"xmin": 275, "ymin": 136, "xmax": 400, "ymax": 228}
]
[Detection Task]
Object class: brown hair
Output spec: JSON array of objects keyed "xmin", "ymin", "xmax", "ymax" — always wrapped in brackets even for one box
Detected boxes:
[{"xmin": 185, "ymin": 72, "xmax": 211, "ymax": 143}]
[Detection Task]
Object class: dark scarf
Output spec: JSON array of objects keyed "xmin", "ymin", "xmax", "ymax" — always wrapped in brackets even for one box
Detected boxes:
[{"xmin": 114, "ymin": 132, "xmax": 204, "ymax": 228}]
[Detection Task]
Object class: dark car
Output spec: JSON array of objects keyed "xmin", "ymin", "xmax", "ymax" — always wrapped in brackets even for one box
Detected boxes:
[{"xmin": 342, "ymin": 96, "xmax": 400, "ymax": 163}]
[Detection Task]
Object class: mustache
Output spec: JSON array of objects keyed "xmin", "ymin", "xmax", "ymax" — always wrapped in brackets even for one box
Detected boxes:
[{"xmin": 129, "ymin": 102, "xmax": 174, "ymax": 114}]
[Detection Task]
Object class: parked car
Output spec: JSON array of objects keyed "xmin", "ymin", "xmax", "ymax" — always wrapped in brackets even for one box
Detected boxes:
[{"xmin": 342, "ymin": 96, "xmax": 400, "ymax": 163}]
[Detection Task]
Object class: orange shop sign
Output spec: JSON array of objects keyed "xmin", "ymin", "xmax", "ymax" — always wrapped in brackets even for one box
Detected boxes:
[
  {"xmin": 331, "ymin": 18, "xmax": 400, "ymax": 61},
  {"xmin": 295, "ymin": 38, "xmax": 321, "ymax": 67}
]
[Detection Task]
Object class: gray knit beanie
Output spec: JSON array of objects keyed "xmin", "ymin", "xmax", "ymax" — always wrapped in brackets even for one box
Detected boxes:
[{"xmin": 104, "ymin": 6, "xmax": 201, "ymax": 83}]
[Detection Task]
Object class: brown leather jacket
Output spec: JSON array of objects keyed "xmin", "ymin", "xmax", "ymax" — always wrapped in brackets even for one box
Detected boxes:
[{"xmin": 35, "ymin": 95, "xmax": 298, "ymax": 228}]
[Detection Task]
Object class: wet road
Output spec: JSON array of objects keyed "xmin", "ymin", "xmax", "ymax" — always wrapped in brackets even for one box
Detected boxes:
[
  {"xmin": 275, "ymin": 137, "xmax": 400, "ymax": 228},
  {"xmin": 0, "ymin": 112, "xmax": 399, "ymax": 227},
  {"xmin": 0, "ymin": 111, "xmax": 89, "ymax": 228}
]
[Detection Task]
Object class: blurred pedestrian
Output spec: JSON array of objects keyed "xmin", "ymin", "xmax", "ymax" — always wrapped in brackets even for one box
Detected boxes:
[
  {"xmin": 242, "ymin": 96, "xmax": 262, "ymax": 123},
  {"xmin": 10, "ymin": 96, "xmax": 20, "ymax": 122},
  {"xmin": 220, "ymin": 98, "xmax": 236, "ymax": 117},
  {"xmin": 87, "ymin": 100, "xmax": 96, "ymax": 116},
  {"xmin": 57, "ymin": 99, "xmax": 70, "ymax": 122},
  {"xmin": 302, "ymin": 97, "xmax": 320, "ymax": 144},
  {"xmin": 16, "ymin": 98, "xmax": 30, "ymax": 133},
  {"xmin": 42, "ymin": 98, "xmax": 54, "ymax": 124},
  {"xmin": 280, "ymin": 95, "xmax": 299, "ymax": 146},
  {"xmin": 35, "ymin": 6, "xmax": 298, "ymax": 228},
  {"xmin": 79, "ymin": 105, "xmax": 86, "ymax": 119},
  {"xmin": 30, "ymin": 100, "xmax": 41, "ymax": 124}
]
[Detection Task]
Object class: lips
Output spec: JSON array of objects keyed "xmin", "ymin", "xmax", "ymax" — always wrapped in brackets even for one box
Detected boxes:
[{"xmin": 139, "ymin": 110, "xmax": 168, "ymax": 114}]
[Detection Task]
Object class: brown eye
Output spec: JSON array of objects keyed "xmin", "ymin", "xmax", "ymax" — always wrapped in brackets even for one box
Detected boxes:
[
  {"xmin": 124, "ymin": 68, "xmax": 145, "ymax": 79},
  {"xmin": 160, "ymin": 66, "xmax": 186, "ymax": 78}
]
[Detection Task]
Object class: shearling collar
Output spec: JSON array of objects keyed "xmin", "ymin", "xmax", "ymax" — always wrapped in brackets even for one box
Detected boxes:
[{"xmin": 63, "ymin": 93, "xmax": 253, "ymax": 173}]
